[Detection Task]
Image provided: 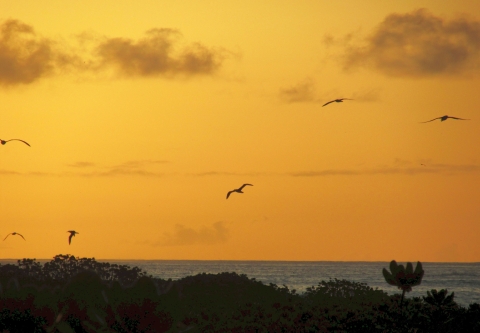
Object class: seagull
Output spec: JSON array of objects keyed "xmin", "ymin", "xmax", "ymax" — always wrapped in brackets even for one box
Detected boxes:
[
  {"xmin": 420, "ymin": 115, "xmax": 470, "ymax": 123},
  {"xmin": 226, "ymin": 184, "xmax": 253, "ymax": 199},
  {"xmin": 67, "ymin": 230, "xmax": 79, "ymax": 245},
  {"xmin": 0, "ymin": 139, "xmax": 30, "ymax": 146},
  {"xmin": 3, "ymin": 232, "xmax": 26, "ymax": 241},
  {"xmin": 322, "ymin": 98, "xmax": 353, "ymax": 107}
]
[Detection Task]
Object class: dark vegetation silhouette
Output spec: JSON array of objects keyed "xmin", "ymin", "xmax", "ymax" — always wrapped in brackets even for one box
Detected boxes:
[
  {"xmin": 0, "ymin": 255, "xmax": 479, "ymax": 332},
  {"xmin": 382, "ymin": 260, "xmax": 424, "ymax": 307}
]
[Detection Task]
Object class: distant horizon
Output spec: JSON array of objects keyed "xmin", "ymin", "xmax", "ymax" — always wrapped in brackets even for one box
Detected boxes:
[{"xmin": 1, "ymin": 258, "xmax": 479, "ymax": 264}]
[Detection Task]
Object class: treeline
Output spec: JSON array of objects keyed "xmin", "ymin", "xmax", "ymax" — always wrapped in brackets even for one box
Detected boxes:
[{"xmin": 0, "ymin": 254, "xmax": 479, "ymax": 332}]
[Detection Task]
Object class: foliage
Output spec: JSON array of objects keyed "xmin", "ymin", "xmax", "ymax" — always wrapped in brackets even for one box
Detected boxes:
[
  {"xmin": 303, "ymin": 278, "xmax": 389, "ymax": 309},
  {"xmin": 382, "ymin": 260, "xmax": 424, "ymax": 306},
  {"xmin": 423, "ymin": 288, "xmax": 456, "ymax": 308}
]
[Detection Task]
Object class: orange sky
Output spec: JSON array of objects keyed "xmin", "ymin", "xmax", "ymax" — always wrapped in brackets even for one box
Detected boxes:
[{"xmin": 1, "ymin": 1, "xmax": 480, "ymax": 261}]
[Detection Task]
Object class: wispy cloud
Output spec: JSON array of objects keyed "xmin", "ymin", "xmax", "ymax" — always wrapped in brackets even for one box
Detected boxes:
[
  {"xmin": 155, "ymin": 221, "xmax": 229, "ymax": 246},
  {"xmin": 73, "ymin": 159, "xmax": 169, "ymax": 177},
  {"xmin": 66, "ymin": 161, "xmax": 96, "ymax": 168},
  {"xmin": 192, "ymin": 171, "xmax": 264, "ymax": 177},
  {"xmin": 342, "ymin": 9, "xmax": 480, "ymax": 77},
  {"xmin": 0, "ymin": 159, "xmax": 168, "ymax": 177},
  {"xmin": 289, "ymin": 163, "xmax": 480, "ymax": 177},
  {"xmin": 3, "ymin": 161, "xmax": 479, "ymax": 178},
  {"xmin": 279, "ymin": 78, "xmax": 380, "ymax": 104},
  {"xmin": 0, "ymin": 169, "xmax": 22, "ymax": 175},
  {"xmin": 279, "ymin": 78, "xmax": 316, "ymax": 103}
]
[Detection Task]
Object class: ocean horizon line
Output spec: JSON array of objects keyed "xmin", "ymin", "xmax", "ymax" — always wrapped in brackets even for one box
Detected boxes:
[{"xmin": 1, "ymin": 258, "xmax": 479, "ymax": 264}]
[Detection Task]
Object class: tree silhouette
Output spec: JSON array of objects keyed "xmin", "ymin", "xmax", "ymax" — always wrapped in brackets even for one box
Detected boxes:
[{"xmin": 382, "ymin": 260, "xmax": 424, "ymax": 307}]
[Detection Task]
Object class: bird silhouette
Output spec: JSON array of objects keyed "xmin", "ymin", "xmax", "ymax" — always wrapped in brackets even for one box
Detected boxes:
[
  {"xmin": 322, "ymin": 98, "xmax": 353, "ymax": 107},
  {"xmin": 0, "ymin": 139, "xmax": 30, "ymax": 146},
  {"xmin": 3, "ymin": 232, "xmax": 26, "ymax": 241},
  {"xmin": 226, "ymin": 184, "xmax": 253, "ymax": 199},
  {"xmin": 68, "ymin": 230, "xmax": 79, "ymax": 245},
  {"xmin": 420, "ymin": 115, "xmax": 470, "ymax": 123}
]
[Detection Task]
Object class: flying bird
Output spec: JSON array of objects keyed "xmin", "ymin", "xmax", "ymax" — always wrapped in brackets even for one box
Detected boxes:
[
  {"xmin": 420, "ymin": 115, "xmax": 470, "ymax": 123},
  {"xmin": 67, "ymin": 230, "xmax": 79, "ymax": 245},
  {"xmin": 226, "ymin": 184, "xmax": 253, "ymax": 199},
  {"xmin": 3, "ymin": 232, "xmax": 26, "ymax": 241},
  {"xmin": 0, "ymin": 139, "xmax": 30, "ymax": 146},
  {"xmin": 322, "ymin": 98, "xmax": 353, "ymax": 107}
]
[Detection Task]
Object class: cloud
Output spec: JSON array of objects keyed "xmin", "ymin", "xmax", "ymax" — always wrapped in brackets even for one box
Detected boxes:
[
  {"xmin": 0, "ymin": 159, "xmax": 168, "ymax": 177},
  {"xmin": 289, "ymin": 163, "xmax": 480, "ymax": 177},
  {"xmin": 343, "ymin": 9, "xmax": 480, "ymax": 77},
  {"xmin": 156, "ymin": 221, "xmax": 229, "ymax": 246},
  {"xmin": 0, "ymin": 19, "xmax": 55, "ymax": 86},
  {"xmin": 192, "ymin": 171, "xmax": 263, "ymax": 177},
  {"xmin": 3, "ymin": 161, "xmax": 479, "ymax": 178},
  {"xmin": 96, "ymin": 28, "xmax": 224, "ymax": 77},
  {"xmin": 74, "ymin": 159, "xmax": 169, "ymax": 177},
  {"xmin": 0, "ymin": 169, "xmax": 21, "ymax": 175},
  {"xmin": 66, "ymin": 161, "xmax": 96, "ymax": 168},
  {"xmin": 0, "ymin": 19, "xmax": 79, "ymax": 86},
  {"xmin": 0, "ymin": 19, "xmax": 226, "ymax": 87},
  {"xmin": 279, "ymin": 78, "xmax": 380, "ymax": 104},
  {"xmin": 279, "ymin": 78, "xmax": 316, "ymax": 103}
]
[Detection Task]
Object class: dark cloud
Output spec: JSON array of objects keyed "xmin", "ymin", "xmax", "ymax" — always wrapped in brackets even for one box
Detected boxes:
[
  {"xmin": 157, "ymin": 221, "xmax": 229, "ymax": 246},
  {"xmin": 0, "ymin": 19, "xmax": 54, "ymax": 86},
  {"xmin": 96, "ymin": 28, "xmax": 224, "ymax": 77},
  {"xmin": 0, "ymin": 19, "xmax": 226, "ymax": 87},
  {"xmin": 0, "ymin": 19, "xmax": 79, "ymax": 86},
  {"xmin": 343, "ymin": 9, "xmax": 480, "ymax": 77}
]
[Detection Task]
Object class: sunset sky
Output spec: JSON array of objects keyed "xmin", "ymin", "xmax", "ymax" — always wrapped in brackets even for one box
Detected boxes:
[{"xmin": 1, "ymin": 1, "xmax": 479, "ymax": 261}]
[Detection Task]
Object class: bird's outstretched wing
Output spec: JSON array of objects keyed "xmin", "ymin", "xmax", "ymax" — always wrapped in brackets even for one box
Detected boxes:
[
  {"xmin": 3, "ymin": 234, "xmax": 11, "ymax": 241},
  {"xmin": 6, "ymin": 139, "xmax": 30, "ymax": 146},
  {"xmin": 449, "ymin": 116, "xmax": 470, "ymax": 120},
  {"xmin": 322, "ymin": 98, "xmax": 353, "ymax": 107},
  {"xmin": 420, "ymin": 117, "xmax": 442, "ymax": 123},
  {"xmin": 226, "ymin": 191, "xmax": 234, "ymax": 199},
  {"xmin": 69, "ymin": 234, "xmax": 73, "ymax": 244},
  {"xmin": 18, "ymin": 233, "xmax": 26, "ymax": 240},
  {"xmin": 239, "ymin": 184, "xmax": 253, "ymax": 190}
]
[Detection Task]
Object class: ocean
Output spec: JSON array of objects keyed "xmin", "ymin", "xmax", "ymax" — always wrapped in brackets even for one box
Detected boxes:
[{"xmin": 2, "ymin": 260, "xmax": 479, "ymax": 307}]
